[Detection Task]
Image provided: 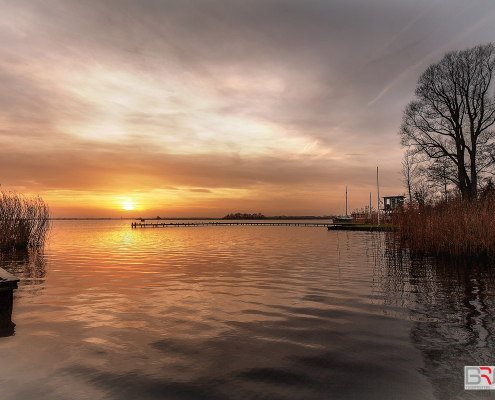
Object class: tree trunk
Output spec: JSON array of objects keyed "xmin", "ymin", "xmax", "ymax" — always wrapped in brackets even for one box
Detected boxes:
[{"xmin": 470, "ymin": 151, "xmax": 478, "ymax": 199}]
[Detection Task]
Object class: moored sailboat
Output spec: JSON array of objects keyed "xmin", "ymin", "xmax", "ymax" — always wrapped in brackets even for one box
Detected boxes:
[{"xmin": 332, "ymin": 186, "xmax": 353, "ymax": 224}]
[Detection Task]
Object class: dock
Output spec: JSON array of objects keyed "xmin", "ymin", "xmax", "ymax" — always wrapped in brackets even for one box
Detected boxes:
[
  {"xmin": 0, "ymin": 267, "xmax": 19, "ymax": 336},
  {"xmin": 327, "ymin": 225, "xmax": 396, "ymax": 232},
  {"xmin": 131, "ymin": 221, "xmax": 333, "ymax": 228},
  {"xmin": 130, "ymin": 221, "xmax": 398, "ymax": 231}
]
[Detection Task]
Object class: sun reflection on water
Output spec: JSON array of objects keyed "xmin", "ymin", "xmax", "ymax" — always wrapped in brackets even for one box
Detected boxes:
[{"xmin": 0, "ymin": 220, "xmax": 484, "ymax": 399}]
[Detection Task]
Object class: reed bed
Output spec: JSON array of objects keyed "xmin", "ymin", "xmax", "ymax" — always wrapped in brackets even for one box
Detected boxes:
[
  {"xmin": 0, "ymin": 191, "xmax": 50, "ymax": 250},
  {"xmin": 394, "ymin": 197, "xmax": 495, "ymax": 260}
]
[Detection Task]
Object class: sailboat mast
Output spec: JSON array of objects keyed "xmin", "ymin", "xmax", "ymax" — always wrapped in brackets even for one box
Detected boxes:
[
  {"xmin": 345, "ymin": 186, "xmax": 348, "ymax": 217},
  {"xmin": 377, "ymin": 167, "xmax": 380, "ymax": 225},
  {"xmin": 369, "ymin": 192, "xmax": 371, "ymax": 219}
]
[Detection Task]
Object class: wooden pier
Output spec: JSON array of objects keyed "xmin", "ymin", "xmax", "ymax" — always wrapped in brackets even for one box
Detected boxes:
[
  {"xmin": 327, "ymin": 224, "xmax": 395, "ymax": 232},
  {"xmin": 0, "ymin": 267, "xmax": 19, "ymax": 336},
  {"xmin": 131, "ymin": 221, "xmax": 333, "ymax": 228}
]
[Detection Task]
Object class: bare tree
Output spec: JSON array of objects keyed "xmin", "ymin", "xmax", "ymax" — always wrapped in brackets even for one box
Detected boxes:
[
  {"xmin": 400, "ymin": 150, "xmax": 420, "ymax": 202},
  {"xmin": 400, "ymin": 44, "xmax": 495, "ymax": 199},
  {"xmin": 423, "ymin": 157, "xmax": 458, "ymax": 201},
  {"xmin": 412, "ymin": 179, "xmax": 434, "ymax": 205}
]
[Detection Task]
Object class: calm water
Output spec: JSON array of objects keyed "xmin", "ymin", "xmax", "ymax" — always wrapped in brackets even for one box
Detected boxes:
[{"xmin": 0, "ymin": 220, "xmax": 493, "ymax": 399}]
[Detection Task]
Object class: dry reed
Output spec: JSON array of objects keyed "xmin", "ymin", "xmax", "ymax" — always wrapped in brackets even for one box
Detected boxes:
[
  {"xmin": 0, "ymin": 191, "xmax": 50, "ymax": 250},
  {"xmin": 394, "ymin": 196, "xmax": 495, "ymax": 260}
]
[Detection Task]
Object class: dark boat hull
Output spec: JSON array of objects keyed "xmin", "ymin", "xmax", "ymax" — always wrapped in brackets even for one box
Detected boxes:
[{"xmin": 332, "ymin": 217, "xmax": 353, "ymax": 224}]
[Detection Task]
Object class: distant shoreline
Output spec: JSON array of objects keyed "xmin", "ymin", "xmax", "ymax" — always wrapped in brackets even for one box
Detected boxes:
[{"xmin": 50, "ymin": 216, "xmax": 333, "ymax": 221}]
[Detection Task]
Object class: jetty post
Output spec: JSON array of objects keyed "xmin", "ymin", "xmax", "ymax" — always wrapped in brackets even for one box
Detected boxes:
[
  {"xmin": 369, "ymin": 192, "xmax": 371, "ymax": 219},
  {"xmin": 0, "ymin": 267, "xmax": 20, "ymax": 335},
  {"xmin": 377, "ymin": 166, "xmax": 380, "ymax": 225}
]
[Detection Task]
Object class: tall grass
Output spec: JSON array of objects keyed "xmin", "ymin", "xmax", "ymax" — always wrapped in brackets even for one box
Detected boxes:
[
  {"xmin": 394, "ymin": 196, "xmax": 495, "ymax": 260},
  {"xmin": 0, "ymin": 191, "xmax": 50, "ymax": 250},
  {"xmin": 351, "ymin": 209, "xmax": 380, "ymax": 224}
]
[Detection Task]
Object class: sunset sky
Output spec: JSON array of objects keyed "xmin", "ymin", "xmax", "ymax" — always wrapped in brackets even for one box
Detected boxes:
[{"xmin": 2, "ymin": 0, "xmax": 495, "ymax": 217}]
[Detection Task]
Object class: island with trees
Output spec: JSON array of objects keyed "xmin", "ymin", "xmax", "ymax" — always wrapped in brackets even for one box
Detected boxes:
[{"xmin": 222, "ymin": 213, "xmax": 266, "ymax": 220}]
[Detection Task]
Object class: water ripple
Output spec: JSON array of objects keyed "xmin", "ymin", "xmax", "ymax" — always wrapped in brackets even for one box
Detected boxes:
[{"xmin": 0, "ymin": 220, "xmax": 479, "ymax": 399}]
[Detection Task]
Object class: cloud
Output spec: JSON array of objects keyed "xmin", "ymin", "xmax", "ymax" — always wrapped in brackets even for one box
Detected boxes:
[
  {"xmin": 189, "ymin": 188, "xmax": 212, "ymax": 193},
  {"xmin": 1, "ymin": 0, "xmax": 495, "ymax": 216}
]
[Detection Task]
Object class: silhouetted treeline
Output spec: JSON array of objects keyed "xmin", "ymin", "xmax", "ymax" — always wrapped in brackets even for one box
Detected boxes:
[{"xmin": 222, "ymin": 213, "xmax": 266, "ymax": 220}]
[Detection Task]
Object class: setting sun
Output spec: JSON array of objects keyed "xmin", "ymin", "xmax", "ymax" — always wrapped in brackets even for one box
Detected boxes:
[{"xmin": 123, "ymin": 202, "xmax": 134, "ymax": 211}]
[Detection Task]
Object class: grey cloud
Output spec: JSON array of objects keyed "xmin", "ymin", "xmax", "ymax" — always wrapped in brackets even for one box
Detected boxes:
[
  {"xmin": 1, "ymin": 0, "xmax": 495, "ymax": 214},
  {"xmin": 4, "ymin": 0, "xmax": 494, "ymax": 139}
]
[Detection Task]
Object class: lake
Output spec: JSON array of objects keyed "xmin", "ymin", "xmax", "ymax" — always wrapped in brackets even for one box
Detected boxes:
[{"xmin": 0, "ymin": 220, "xmax": 492, "ymax": 399}]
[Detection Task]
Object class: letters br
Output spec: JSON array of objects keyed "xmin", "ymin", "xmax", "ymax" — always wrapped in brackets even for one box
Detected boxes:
[{"xmin": 465, "ymin": 366, "xmax": 495, "ymax": 389}]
